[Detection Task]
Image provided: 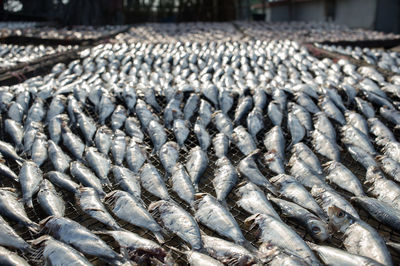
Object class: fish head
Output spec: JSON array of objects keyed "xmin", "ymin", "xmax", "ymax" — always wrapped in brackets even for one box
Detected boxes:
[
  {"xmin": 307, "ymin": 219, "xmax": 330, "ymax": 242},
  {"xmin": 328, "ymin": 206, "xmax": 353, "ymax": 233}
]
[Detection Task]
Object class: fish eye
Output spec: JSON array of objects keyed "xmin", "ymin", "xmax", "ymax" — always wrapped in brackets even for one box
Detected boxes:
[
  {"xmin": 338, "ymin": 211, "xmax": 344, "ymax": 218},
  {"xmin": 312, "ymin": 226, "xmax": 321, "ymax": 233}
]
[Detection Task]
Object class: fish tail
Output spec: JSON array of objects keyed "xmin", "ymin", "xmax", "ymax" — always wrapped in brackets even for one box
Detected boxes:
[{"xmin": 153, "ymin": 231, "xmax": 165, "ymax": 244}]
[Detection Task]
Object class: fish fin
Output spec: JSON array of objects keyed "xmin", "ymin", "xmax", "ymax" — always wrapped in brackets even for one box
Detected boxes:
[
  {"xmin": 28, "ymin": 222, "xmax": 41, "ymax": 234},
  {"xmin": 154, "ymin": 231, "xmax": 165, "ymax": 244}
]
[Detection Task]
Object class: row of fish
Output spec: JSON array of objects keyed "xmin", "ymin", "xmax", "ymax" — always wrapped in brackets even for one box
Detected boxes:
[
  {"xmin": 0, "ymin": 38, "xmax": 400, "ymax": 265},
  {"xmin": 316, "ymin": 43, "xmax": 400, "ymax": 74}
]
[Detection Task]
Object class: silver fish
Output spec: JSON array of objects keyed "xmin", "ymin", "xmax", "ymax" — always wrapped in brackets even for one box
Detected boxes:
[
  {"xmin": 98, "ymin": 94, "xmax": 115, "ymax": 125},
  {"xmin": 31, "ymin": 132, "xmax": 48, "ymax": 167},
  {"xmin": 232, "ymin": 126, "xmax": 257, "ymax": 156},
  {"xmin": 253, "ymin": 88, "xmax": 268, "ymax": 110},
  {"xmin": 170, "ymin": 163, "xmax": 196, "ymax": 207},
  {"xmin": 159, "ymin": 141, "xmax": 180, "ymax": 176},
  {"xmin": 264, "ymin": 126, "xmax": 285, "ymax": 160},
  {"xmin": 105, "ymin": 190, "xmax": 164, "ymax": 243},
  {"xmin": 4, "ymin": 119, "xmax": 23, "ymax": 151},
  {"xmin": 324, "ymin": 161, "xmax": 365, "ymax": 196},
  {"xmin": 290, "ymin": 102, "xmax": 313, "ymax": 133},
  {"xmin": 7, "ymin": 102, "xmax": 24, "ymax": 123},
  {"xmin": 48, "ymin": 140, "xmax": 71, "ymax": 173},
  {"xmin": 328, "ymin": 206, "xmax": 392, "ymax": 266},
  {"xmin": 270, "ymin": 174, "xmax": 327, "ymax": 219},
  {"xmin": 267, "ymin": 101, "xmax": 283, "ymax": 126},
  {"xmin": 135, "ymin": 99, "xmax": 158, "ymax": 130},
  {"xmin": 0, "ymin": 188, "xmax": 39, "ymax": 232},
  {"xmin": 195, "ymin": 194, "xmax": 248, "ymax": 246},
  {"xmin": 198, "ymin": 99, "xmax": 213, "ymax": 127},
  {"xmin": 124, "ymin": 117, "xmax": 144, "ymax": 143},
  {"xmin": 46, "ymin": 94, "xmax": 66, "ymax": 123},
  {"xmin": 185, "ymin": 146, "xmax": 208, "ymax": 189},
  {"xmin": 111, "ymin": 129, "xmax": 127, "ymax": 165},
  {"xmin": 76, "ymin": 187, "xmax": 120, "ymax": 230},
  {"xmin": 143, "ymin": 86, "xmax": 162, "ymax": 113},
  {"xmin": 25, "ymin": 97, "xmax": 45, "ymax": 125},
  {"xmin": 238, "ymin": 150, "xmax": 277, "ymax": 195},
  {"xmin": 344, "ymin": 110, "xmax": 369, "ymax": 136},
  {"xmin": 287, "ymin": 111, "xmax": 305, "ymax": 146},
  {"xmin": 346, "ymin": 145, "xmax": 377, "ymax": 169},
  {"xmin": 290, "ymin": 142, "xmax": 322, "ymax": 174},
  {"xmin": 173, "ymin": 118, "xmax": 190, "ymax": 150},
  {"xmin": 123, "ymin": 85, "xmax": 137, "ymax": 113},
  {"xmin": 311, "ymin": 186, "xmax": 359, "ymax": 218},
  {"xmin": 111, "ymin": 105, "xmax": 127, "ymax": 131},
  {"xmin": 164, "ymin": 93, "xmax": 183, "ymax": 128},
  {"xmin": 94, "ymin": 126, "xmax": 113, "ymax": 155},
  {"xmin": 48, "ymin": 114, "xmax": 68, "ymax": 144},
  {"xmin": 212, "ymin": 111, "xmax": 233, "ymax": 138},
  {"xmin": 368, "ymin": 118, "xmax": 396, "ymax": 143},
  {"xmin": 43, "ymin": 217, "xmax": 125, "ymax": 265},
  {"xmin": 61, "ymin": 123, "xmax": 84, "ymax": 160},
  {"xmin": 269, "ymin": 197, "xmax": 329, "ymax": 242},
  {"xmin": 19, "ymin": 161, "xmax": 43, "ymax": 208},
  {"xmin": 194, "ymin": 118, "xmax": 210, "ymax": 151},
  {"xmin": 70, "ymin": 161, "xmax": 105, "ymax": 197},
  {"xmin": 311, "ymin": 130, "xmax": 340, "ymax": 161},
  {"xmin": 125, "ymin": 139, "xmax": 147, "ymax": 174},
  {"xmin": 38, "ymin": 179, "xmax": 65, "ymax": 217},
  {"xmin": 355, "ymin": 97, "xmax": 375, "ymax": 119},
  {"xmin": 308, "ymin": 242, "xmax": 384, "ymax": 266},
  {"xmin": 0, "ymin": 140, "xmax": 24, "ymax": 162},
  {"xmin": 0, "ymin": 245, "xmax": 30, "ymax": 266},
  {"xmin": 341, "ymin": 124, "xmax": 375, "ymax": 155},
  {"xmin": 313, "ymin": 111, "xmax": 336, "ymax": 140},
  {"xmin": 184, "ymin": 93, "xmax": 200, "ymax": 121},
  {"xmin": 140, "ymin": 163, "xmax": 170, "ymax": 200},
  {"xmin": 201, "ymin": 234, "xmax": 257, "ymax": 265},
  {"xmin": 212, "ymin": 133, "xmax": 229, "ymax": 158},
  {"xmin": 212, "ymin": 157, "xmax": 238, "ymax": 202},
  {"xmin": 85, "ymin": 147, "xmax": 111, "ymax": 186},
  {"xmin": 32, "ymin": 236, "xmax": 93, "ymax": 266},
  {"xmin": 236, "ymin": 181, "xmax": 281, "ymax": 220},
  {"xmin": 247, "ymin": 107, "xmax": 264, "ymax": 141},
  {"xmin": 376, "ymin": 155, "xmax": 400, "ymax": 182},
  {"xmin": 45, "ymin": 171, "xmax": 79, "ymax": 194},
  {"xmin": 380, "ymin": 106, "xmax": 400, "ymax": 127},
  {"xmin": 245, "ymin": 213, "xmax": 319, "ymax": 265},
  {"xmin": 263, "ymin": 150, "xmax": 285, "ymax": 174},
  {"xmin": 149, "ymin": 200, "xmax": 203, "ymax": 250},
  {"xmin": 319, "ymin": 96, "xmax": 345, "ymax": 125},
  {"xmin": 148, "ymin": 120, "xmax": 167, "ymax": 154},
  {"xmin": 0, "ymin": 215, "xmax": 31, "ymax": 251},
  {"xmin": 295, "ymin": 92, "xmax": 320, "ymax": 114},
  {"xmin": 234, "ymin": 96, "xmax": 253, "ymax": 124},
  {"xmin": 219, "ymin": 89, "xmax": 234, "ymax": 114},
  {"xmin": 74, "ymin": 109, "xmax": 96, "ymax": 145}
]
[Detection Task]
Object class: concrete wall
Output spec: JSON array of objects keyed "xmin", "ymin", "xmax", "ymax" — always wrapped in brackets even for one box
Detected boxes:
[{"xmin": 292, "ymin": 0, "xmax": 325, "ymax": 22}]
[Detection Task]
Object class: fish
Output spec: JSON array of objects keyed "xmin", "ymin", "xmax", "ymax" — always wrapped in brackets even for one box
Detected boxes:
[
  {"xmin": 183, "ymin": 93, "xmax": 200, "ymax": 121},
  {"xmin": 247, "ymin": 107, "xmax": 264, "ymax": 141},
  {"xmin": 344, "ymin": 110, "xmax": 369, "ymax": 136},
  {"xmin": 319, "ymin": 96, "xmax": 345, "ymax": 125},
  {"xmin": 290, "ymin": 102, "xmax": 313, "ymax": 133},
  {"xmin": 269, "ymin": 197, "xmax": 329, "ymax": 242},
  {"xmin": 76, "ymin": 187, "xmax": 120, "ymax": 230},
  {"xmin": 19, "ymin": 161, "xmax": 43, "ymax": 208},
  {"xmin": 74, "ymin": 109, "xmax": 96, "ymax": 145},
  {"xmin": 48, "ymin": 140, "xmax": 71, "ymax": 173},
  {"xmin": 135, "ymin": 99, "xmax": 158, "ymax": 130},
  {"xmin": 376, "ymin": 155, "xmax": 400, "ymax": 182},
  {"xmin": 173, "ymin": 118, "xmax": 190, "ymax": 150},
  {"xmin": 45, "ymin": 171, "xmax": 79, "ymax": 194},
  {"xmin": 263, "ymin": 126, "xmax": 285, "ymax": 161},
  {"xmin": 212, "ymin": 132, "xmax": 229, "ymax": 158},
  {"xmin": 212, "ymin": 111, "xmax": 233, "ymax": 138},
  {"xmin": 234, "ymin": 95, "xmax": 253, "ymax": 124},
  {"xmin": 307, "ymin": 242, "xmax": 385, "ymax": 266},
  {"xmin": 0, "ymin": 246, "xmax": 30, "ymax": 266},
  {"xmin": 0, "ymin": 158, "xmax": 18, "ymax": 182},
  {"xmin": 61, "ymin": 123, "xmax": 84, "ymax": 161},
  {"xmin": 341, "ymin": 124, "xmax": 375, "ymax": 155},
  {"xmin": 85, "ymin": 147, "xmax": 111, "ymax": 186},
  {"xmin": 245, "ymin": 213, "xmax": 320, "ymax": 265},
  {"xmin": 31, "ymin": 235, "xmax": 93, "ymax": 266},
  {"xmin": 43, "ymin": 216, "xmax": 125, "ymax": 265},
  {"xmin": 311, "ymin": 130, "xmax": 340, "ymax": 161},
  {"xmin": 290, "ymin": 142, "xmax": 322, "ymax": 174},
  {"xmin": 267, "ymin": 101, "xmax": 283, "ymax": 126},
  {"xmin": 37, "ymin": 179, "xmax": 65, "ymax": 217},
  {"xmin": 122, "ymin": 85, "xmax": 137, "ymax": 113},
  {"xmin": 149, "ymin": 200, "xmax": 203, "ymax": 250},
  {"xmin": 195, "ymin": 194, "xmax": 249, "ymax": 247},
  {"xmin": 368, "ymin": 117, "xmax": 396, "ymax": 143},
  {"xmin": 112, "ymin": 166, "xmax": 141, "ymax": 202},
  {"xmin": 111, "ymin": 105, "xmax": 127, "ymax": 131},
  {"xmin": 217, "ymin": 89, "xmax": 233, "ymax": 115},
  {"xmin": 7, "ymin": 102, "xmax": 24, "ymax": 123},
  {"xmin": 0, "ymin": 140, "xmax": 24, "ymax": 162},
  {"xmin": 140, "ymin": 163, "xmax": 170, "ymax": 200},
  {"xmin": 159, "ymin": 141, "xmax": 180, "ymax": 176},
  {"xmin": 346, "ymin": 145, "xmax": 377, "ymax": 169},
  {"xmin": 232, "ymin": 126, "xmax": 257, "ymax": 156},
  {"xmin": 263, "ymin": 150, "xmax": 285, "ymax": 174},
  {"xmin": 238, "ymin": 150, "xmax": 277, "ymax": 195},
  {"xmin": 313, "ymin": 111, "xmax": 336, "ymax": 141},
  {"xmin": 96, "ymin": 230, "xmax": 168, "ymax": 264},
  {"xmin": 198, "ymin": 99, "xmax": 213, "ymax": 127},
  {"xmin": 164, "ymin": 93, "xmax": 183, "ymax": 128},
  {"xmin": 355, "ymin": 97, "xmax": 375, "ymax": 119},
  {"xmin": 31, "ymin": 132, "xmax": 48, "ymax": 167},
  {"xmin": 94, "ymin": 125, "xmax": 113, "ymax": 155},
  {"xmin": 201, "ymin": 234, "xmax": 257, "ymax": 265},
  {"xmin": 125, "ymin": 139, "xmax": 147, "ymax": 174},
  {"xmin": 270, "ymin": 174, "xmax": 327, "ymax": 220},
  {"xmin": 105, "ymin": 190, "xmax": 165, "ymax": 243},
  {"xmin": 143, "ymin": 86, "xmax": 162, "ymax": 113},
  {"xmin": 324, "ymin": 161, "xmax": 365, "ymax": 196},
  {"xmin": 98, "ymin": 94, "xmax": 115, "ymax": 125},
  {"xmin": 194, "ymin": 118, "xmax": 210, "ymax": 151},
  {"xmin": 124, "ymin": 117, "xmax": 144, "ymax": 143},
  {"xmin": 212, "ymin": 156, "xmax": 238, "ymax": 202},
  {"xmin": 352, "ymin": 196, "xmax": 400, "ymax": 231},
  {"xmin": 111, "ymin": 129, "xmax": 127, "ymax": 165},
  {"xmin": 236, "ymin": 181, "xmax": 281, "ymax": 220},
  {"xmin": 148, "ymin": 120, "xmax": 167, "ymax": 154},
  {"xmin": 170, "ymin": 163, "xmax": 196, "ymax": 207},
  {"xmin": 295, "ymin": 92, "xmax": 320, "ymax": 114},
  {"xmin": 185, "ymin": 146, "xmax": 208, "ymax": 189},
  {"xmin": 0, "ymin": 215, "xmax": 32, "ymax": 251},
  {"xmin": 328, "ymin": 206, "xmax": 392, "ymax": 266},
  {"xmin": 48, "ymin": 114, "xmax": 69, "ymax": 144},
  {"xmin": 365, "ymin": 166, "xmax": 400, "ymax": 210},
  {"xmin": 4, "ymin": 119, "xmax": 24, "ymax": 151},
  {"xmin": 287, "ymin": 111, "xmax": 305, "ymax": 146},
  {"xmin": 311, "ymin": 186, "xmax": 359, "ymax": 218},
  {"xmin": 0, "ymin": 188, "xmax": 40, "ymax": 232},
  {"xmin": 70, "ymin": 161, "xmax": 105, "ymax": 197}
]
